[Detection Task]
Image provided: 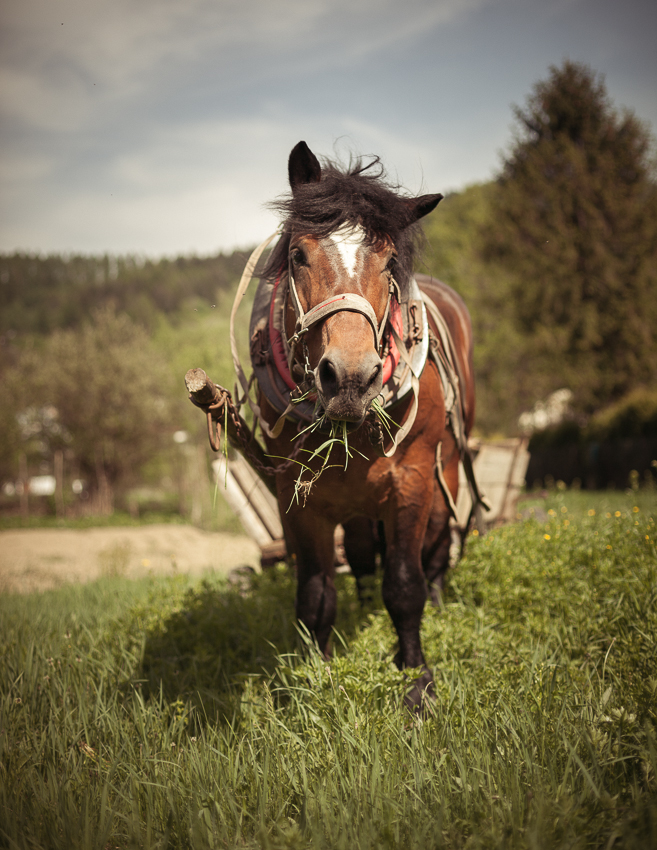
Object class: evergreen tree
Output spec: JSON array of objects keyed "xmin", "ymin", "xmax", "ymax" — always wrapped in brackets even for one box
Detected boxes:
[
  {"xmin": 423, "ymin": 184, "xmax": 528, "ymax": 435},
  {"xmin": 486, "ymin": 60, "xmax": 657, "ymax": 414}
]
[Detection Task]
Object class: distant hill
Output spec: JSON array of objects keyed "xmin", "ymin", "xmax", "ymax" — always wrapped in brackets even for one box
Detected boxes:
[{"xmin": 0, "ymin": 250, "xmax": 248, "ymax": 335}]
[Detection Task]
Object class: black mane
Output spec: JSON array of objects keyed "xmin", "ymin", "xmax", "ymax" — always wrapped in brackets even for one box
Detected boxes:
[{"xmin": 262, "ymin": 155, "xmax": 425, "ymax": 293}]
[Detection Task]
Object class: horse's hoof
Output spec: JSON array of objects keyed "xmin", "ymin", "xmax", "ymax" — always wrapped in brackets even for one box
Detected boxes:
[
  {"xmin": 403, "ymin": 669, "xmax": 435, "ymax": 714},
  {"xmin": 428, "ymin": 583, "xmax": 442, "ymax": 607}
]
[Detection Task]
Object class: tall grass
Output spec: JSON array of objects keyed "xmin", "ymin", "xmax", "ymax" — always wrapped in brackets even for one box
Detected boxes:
[{"xmin": 1, "ymin": 491, "xmax": 656, "ymax": 848}]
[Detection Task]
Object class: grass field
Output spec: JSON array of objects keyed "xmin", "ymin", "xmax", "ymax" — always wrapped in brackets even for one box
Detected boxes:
[{"xmin": 1, "ymin": 490, "xmax": 656, "ymax": 849}]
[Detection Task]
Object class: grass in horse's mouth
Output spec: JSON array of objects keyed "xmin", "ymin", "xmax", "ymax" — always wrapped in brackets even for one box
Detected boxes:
[
  {"xmin": 287, "ymin": 416, "xmax": 364, "ymax": 509},
  {"xmin": 282, "ymin": 397, "xmax": 397, "ymax": 509},
  {"xmin": 369, "ymin": 397, "xmax": 397, "ymax": 442}
]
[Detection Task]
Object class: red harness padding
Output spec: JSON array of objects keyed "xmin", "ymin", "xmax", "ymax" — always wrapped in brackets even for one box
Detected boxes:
[
  {"xmin": 268, "ymin": 276, "xmax": 403, "ymax": 391},
  {"xmin": 382, "ymin": 297, "xmax": 402, "ymax": 385},
  {"xmin": 269, "ymin": 276, "xmax": 297, "ymax": 390}
]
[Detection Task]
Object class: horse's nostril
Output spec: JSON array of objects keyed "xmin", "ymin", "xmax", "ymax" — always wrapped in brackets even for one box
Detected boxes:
[
  {"xmin": 366, "ymin": 361, "xmax": 382, "ymax": 390},
  {"xmin": 318, "ymin": 357, "xmax": 338, "ymax": 393}
]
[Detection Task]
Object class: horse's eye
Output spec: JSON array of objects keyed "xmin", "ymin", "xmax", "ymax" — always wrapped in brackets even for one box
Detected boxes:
[
  {"xmin": 291, "ymin": 248, "xmax": 305, "ymax": 267},
  {"xmin": 386, "ymin": 254, "xmax": 398, "ymax": 271}
]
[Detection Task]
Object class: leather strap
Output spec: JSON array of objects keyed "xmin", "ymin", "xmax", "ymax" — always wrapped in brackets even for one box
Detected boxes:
[
  {"xmin": 421, "ymin": 290, "xmax": 490, "ymax": 528},
  {"xmin": 229, "ymin": 231, "xmax": 283, "ymax": 439},
  {"xmin": 288, "ymin": 271, "xmax": 394, "ymax": 352},
  {"xmin": 377, "ymin": 322, "xmax": 421, "ymax": 457}
]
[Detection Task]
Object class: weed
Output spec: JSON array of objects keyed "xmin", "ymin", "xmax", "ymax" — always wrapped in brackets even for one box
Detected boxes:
[{"xmin": 97, "ymin": 540, "xmax": 132, "ymax": 578}]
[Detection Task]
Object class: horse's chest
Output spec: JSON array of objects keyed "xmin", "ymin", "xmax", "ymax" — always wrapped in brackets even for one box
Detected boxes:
[{"xmin": 277, "ymin": 453, "xmax": 401, "ymax": 522}]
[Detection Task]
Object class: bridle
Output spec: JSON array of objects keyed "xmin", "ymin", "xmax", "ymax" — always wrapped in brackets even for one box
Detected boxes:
[
  {"xmin": 285, "ymin": 261, "xmax": 401, "ymax": 383},
  {"xmin": 230, "ymin": 229, "xmax": 422, "ymax": 454}
]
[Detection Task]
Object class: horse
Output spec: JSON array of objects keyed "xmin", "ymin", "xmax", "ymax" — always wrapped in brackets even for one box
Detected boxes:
[{"xmin": 244, "ymin": 141, "xmax": 477, "ymax": 709}]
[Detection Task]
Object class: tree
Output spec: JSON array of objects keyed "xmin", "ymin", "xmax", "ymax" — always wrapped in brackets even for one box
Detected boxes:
[
  {"xmin": 10, "ymin": 308, "xmax": 173, "ymax": 513},
  {"xmin": 485, "ymin": 60, "xmax": 657, "ymax": 415},
  {"xmin": 423, "ymin": 183, "xmax": 530, "ymax": 435}
]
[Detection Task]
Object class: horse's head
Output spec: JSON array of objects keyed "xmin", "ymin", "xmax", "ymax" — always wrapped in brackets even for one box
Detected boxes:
[
  {"xmin": 287, "ymin": 218, "xmax": 395, "ymax": 423},
  {"xmin": 269, "ymin": 141, "xmax": 443, "ymax": 424}
]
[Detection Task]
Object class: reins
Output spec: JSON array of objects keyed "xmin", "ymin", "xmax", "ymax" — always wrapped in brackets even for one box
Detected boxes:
[
  {"xmin": 422, "ymin": 292, "xmax": 490, "ymax": 532},
  {"xmin": 229, "ymin": 230, "xmax": 283, "ymax": 439}
]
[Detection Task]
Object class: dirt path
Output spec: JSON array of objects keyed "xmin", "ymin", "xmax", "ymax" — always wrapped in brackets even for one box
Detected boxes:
[{"xmin": 0, "ymin": 525, "xmax": 261, "ymax": 595}]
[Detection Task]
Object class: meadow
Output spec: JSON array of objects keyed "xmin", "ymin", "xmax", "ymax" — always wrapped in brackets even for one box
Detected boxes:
[{"xmin": 1, "ymin": 490, "xmax": 656, "ymax": 849}]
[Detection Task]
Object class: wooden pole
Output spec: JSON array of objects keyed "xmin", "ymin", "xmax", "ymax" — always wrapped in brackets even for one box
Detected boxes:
[
  {"xmin": 212, "ymin": 456, "xmax": 273, "ymax": 547},
  {"xmin": 184, "ymin": 368, "xmax": 277, "ymax": 496}
]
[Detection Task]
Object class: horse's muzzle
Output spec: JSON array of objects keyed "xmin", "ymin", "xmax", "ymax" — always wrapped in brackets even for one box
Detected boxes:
[{"xmin": 314, "ymin": 349, "xmax": 383, "ymax": 423}]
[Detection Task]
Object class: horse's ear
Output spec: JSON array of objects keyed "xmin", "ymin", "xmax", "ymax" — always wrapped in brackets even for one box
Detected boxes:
[
  {"xmin": 288, "ymin": 141, "xmax": 322, "ymax": 191},
  {"xmin": 404, "ymin": 193, "xmax": 443, "ymax": 224}
]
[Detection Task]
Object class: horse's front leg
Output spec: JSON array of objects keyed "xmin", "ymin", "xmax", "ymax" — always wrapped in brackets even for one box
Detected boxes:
[
  {"xmin": 382, "ymin": 474, "xmax": 434, "ymax": 710},
  {"xmin": 343, "ymin": 516, "xmax": 380, "ymax": 605},
  {"xmin": 283, "ymin": 510, "xmax": 337, "ymax": 655}
]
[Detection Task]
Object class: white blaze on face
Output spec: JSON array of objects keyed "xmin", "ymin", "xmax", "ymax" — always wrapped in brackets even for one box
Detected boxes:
[{"xmin": 327, "ymin": 223, "xmax": 366, "ymax": 278}]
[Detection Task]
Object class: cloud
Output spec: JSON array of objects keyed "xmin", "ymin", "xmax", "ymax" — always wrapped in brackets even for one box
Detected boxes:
[
  {"xmin": 0, "ymin": 0, "xmax": 486, "ymax": 134},
  {"xmin": 0, "ymin": 150, "xmax": 54, "ymax": 185},
  {"xmin": 0, "ymin": 111, "xmax": 491, "ymax": 255},
  {"xmin": 0, "ymin": 115, "xmax": 284, "ymax": 254},
  {"xmin": 0, "ymin": 115, "xmax": 297, "ymax": 254},
  {"xmin": 3, "ymin": 0, "xmax": 654, "ymax": 256},
  {"xmin": 0, "ymin": 0, "xmax": 495, "ymax": 254}
]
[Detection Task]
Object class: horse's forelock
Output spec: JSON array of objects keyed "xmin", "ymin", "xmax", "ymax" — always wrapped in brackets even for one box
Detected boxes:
[{"xmin": 261, "ymin": 156, "xmax": 424, "ymax": 291}]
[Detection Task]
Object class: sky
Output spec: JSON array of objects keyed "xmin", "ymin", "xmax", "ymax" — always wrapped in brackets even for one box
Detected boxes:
[{"xmin": 1, "ymin": 0, "xmax": 655, "ymax": 257}]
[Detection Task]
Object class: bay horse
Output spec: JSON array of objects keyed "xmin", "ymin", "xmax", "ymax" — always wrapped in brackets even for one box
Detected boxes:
[{"xmin": 246, "ymin": 142, "xmax": 476, "ymax": 709}]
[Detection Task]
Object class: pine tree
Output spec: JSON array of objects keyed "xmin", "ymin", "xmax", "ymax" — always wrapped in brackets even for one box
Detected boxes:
[{"xmin": 486, "ymin": 60, "xmax": 657, "ymax": 414}]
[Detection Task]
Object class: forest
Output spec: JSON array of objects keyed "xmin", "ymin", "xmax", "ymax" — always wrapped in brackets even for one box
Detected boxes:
[{"xmin": 1, "ymin": 61, "xmax": 656, "ymax": 521}]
